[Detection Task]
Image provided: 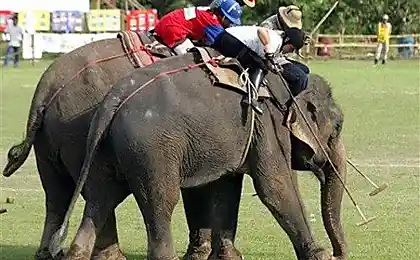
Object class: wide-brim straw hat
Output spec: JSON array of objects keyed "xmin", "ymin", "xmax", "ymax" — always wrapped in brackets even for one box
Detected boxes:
[
  {"xmin": 278, "ymin": 5, "xmax": 302, "ymax": 29},
  {"xmin": 242, "ymin": 0, "xmax": 255, "ymax": 8}
]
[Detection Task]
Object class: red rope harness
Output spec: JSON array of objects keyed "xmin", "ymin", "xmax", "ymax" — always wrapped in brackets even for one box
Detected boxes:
[
  {"xmin": 44, "ymin": 45, "xmax": 156, "ymax": 108},
  {"xmin": 115, "ymin": 57, "xmax": 221, "ymax": 113}
]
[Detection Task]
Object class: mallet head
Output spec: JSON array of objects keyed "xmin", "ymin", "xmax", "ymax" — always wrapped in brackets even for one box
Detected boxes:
[
  {"xmin": 369, "ymin": 183, "xmax": 389, "ymax": 196},
  {"xmin": 357, "ymin": 216, "xmax": 376, "ymax": 227}
]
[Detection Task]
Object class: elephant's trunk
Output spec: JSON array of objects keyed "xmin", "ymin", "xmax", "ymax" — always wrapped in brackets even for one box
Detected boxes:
[{"xmin": 321, "ymin": 135, "xmax": 348, "ymax": 259}]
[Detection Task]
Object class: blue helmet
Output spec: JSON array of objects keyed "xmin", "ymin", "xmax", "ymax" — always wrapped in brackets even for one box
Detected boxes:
[{"xmin": 219, "ymin": 0, "xmax": 243, "ymax": 25}]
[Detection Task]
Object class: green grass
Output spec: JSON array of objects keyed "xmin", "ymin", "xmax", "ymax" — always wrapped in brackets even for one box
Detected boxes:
[{"xmin": 1, "ymin": 60, "xmax": 419, "ymax": 260}]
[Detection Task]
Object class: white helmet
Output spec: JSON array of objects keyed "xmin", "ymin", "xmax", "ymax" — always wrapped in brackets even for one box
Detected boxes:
[{"xmin": 382, "ymin": 14, "xmax": 389, "ymax": 20}]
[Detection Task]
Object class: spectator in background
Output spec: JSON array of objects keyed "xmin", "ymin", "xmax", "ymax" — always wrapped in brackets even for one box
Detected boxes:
[
  {"xmin": 3, "ymin": 15, "xmax": 23, "ymax": 67},
  {"xmin": 374, "ymin": 14, "xmax": 392, "ymax": 65}
]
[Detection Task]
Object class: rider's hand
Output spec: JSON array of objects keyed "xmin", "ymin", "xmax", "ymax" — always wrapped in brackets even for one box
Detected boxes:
[
  {"xmin": 264, "ymin": 53, "xmax": 280, "ymax": 73},
  {"xmin": 265, "ymin": 52, "xmax": 275, "ymax": 64},
  {"xmin": 304, "ymin": 33, "xmax": 312, "ymax": 45}
]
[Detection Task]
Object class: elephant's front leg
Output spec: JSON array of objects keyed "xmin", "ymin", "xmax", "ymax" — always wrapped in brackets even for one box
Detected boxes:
[
  {"xmin": 250, "ymin": 131, "xmax": 330, "ymax": 260},
  {"xmin": 252, "ymin": 169, "xmax": 330, "ymax": 260},
  {"xmin": 182, "ymin": 174, "xmax": 244, "ymax": 260}
]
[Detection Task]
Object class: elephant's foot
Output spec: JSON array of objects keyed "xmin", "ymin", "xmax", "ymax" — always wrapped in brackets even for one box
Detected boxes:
[
  {"xmin": 208, "ymin": 240, "xmax": 243, "ymax": 260},
  {"xmin": 63, "ymin": 244, "xmax": 90, "ymax": 260},
  {"xmin": 148, "ymin": 257, "xmax": 178, "ymax": 260},
  {"xmin": 330, "ymin": 255, "xmax": 347, "ymax": 260},
  {"xmin": 35, "ymin": 247, "xmax": 64, "ymax": 260},
  {"xmin": 91, "ymin": 244, "xmax": 126, "ymax": 260},
  {"xmin": 182, "ymin": 242, "xmax": 211, "ymax": 260},
  {"xmin": 307, "ymin": 248, "xmax": 331, "ymax": 260}
]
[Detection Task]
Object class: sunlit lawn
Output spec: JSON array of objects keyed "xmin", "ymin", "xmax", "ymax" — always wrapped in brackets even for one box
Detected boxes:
[{"xmin": 1, "ymin": 59, "xmax": 419, "ymax": 259}]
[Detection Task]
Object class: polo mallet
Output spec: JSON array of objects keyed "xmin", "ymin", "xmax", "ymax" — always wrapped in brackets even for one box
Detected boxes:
[
  {"xmin": 292, "ymin": 0, "xmax": 386, "ymax": 198},
  {"xmin": 309, "ymin": 1, "xmax": 340, "ymax": 38},
  {"xmin": 347, "ymin": 159, "xmax": 389, "ymax": 196},
  {"xmin": 273, "ymin": 67, "xmax": 375, "ymax": 226},
  {"xmin": 296, "ymin": 1, "xmax": 339, "ymax": 59}
]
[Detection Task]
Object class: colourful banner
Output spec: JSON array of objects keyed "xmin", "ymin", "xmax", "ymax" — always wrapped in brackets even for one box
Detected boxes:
[
  {"xmin": 87, "ymin": 9, "xmax": 121, "ymax": 32},
  {"xmin": 18, "ymin": 10, "xmax": 50, "ymax": 32},
  {"xmin": 51, "ymin": 11, "xmax": 85, "ymax": 33}
]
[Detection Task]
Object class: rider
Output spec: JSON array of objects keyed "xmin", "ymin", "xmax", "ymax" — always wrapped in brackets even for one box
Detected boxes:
[
  {"xmin": 211, "ymin": 25, "xmax": 306, "ymax": 112},
  {"xmin": 260, "ymin": 5, "xmax": 310, "ymax": 75},
  {"xmin": 260, "ymin": 5, "xmax": 302, "ymax": 31},
  {"xmin": 154, "ymin": 0, "xmax": 243, "ymax": 55}
]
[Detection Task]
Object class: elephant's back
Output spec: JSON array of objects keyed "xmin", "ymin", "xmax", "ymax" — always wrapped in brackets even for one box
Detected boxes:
[
  {"xmin": 106, "ymin": 61, "xmax": 253, "ymax": 183},
  {"xmin": 40, "ymin": 38, "xmax": 133, "ymax": 123}
]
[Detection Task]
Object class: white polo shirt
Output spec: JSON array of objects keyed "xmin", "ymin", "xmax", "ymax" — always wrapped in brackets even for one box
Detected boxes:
[{"xmin": 225, "ymin": 26, "xmax": 283, "ymax": 58}]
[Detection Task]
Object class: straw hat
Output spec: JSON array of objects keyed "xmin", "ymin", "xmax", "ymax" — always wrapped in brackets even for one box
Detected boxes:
[
  {"xmin": 278, "ymin": 5, "xmax": 302, "ymax": 29},
  {"xmin": 242, "ymin": 0, "xmax": 255, "ymax": 8}
]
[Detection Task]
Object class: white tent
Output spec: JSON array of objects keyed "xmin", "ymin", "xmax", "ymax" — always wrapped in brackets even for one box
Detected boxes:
[{"xmin": 0, "ymin": 0, "xmax": 90, "ymax": 12}]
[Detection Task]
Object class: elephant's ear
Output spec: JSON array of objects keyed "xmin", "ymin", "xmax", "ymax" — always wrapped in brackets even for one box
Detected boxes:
[{"xmin": 285, "ymin": 98, "xmax": 320, "ymax": 156}]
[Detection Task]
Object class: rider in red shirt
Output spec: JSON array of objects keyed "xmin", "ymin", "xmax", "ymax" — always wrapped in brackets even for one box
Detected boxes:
[{"xmin": 154, "ymin": 0, "xmax": 243, "ymax": 55}]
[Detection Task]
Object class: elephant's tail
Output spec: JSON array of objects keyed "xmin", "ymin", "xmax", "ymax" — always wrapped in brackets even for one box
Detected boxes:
[
  {"xmin": 2, "ymin": 83, "xmax": 47, "ymax": 177},
  {"xmin": 48, "ymin": 89, "xmax": 123, "ymax": 257}
]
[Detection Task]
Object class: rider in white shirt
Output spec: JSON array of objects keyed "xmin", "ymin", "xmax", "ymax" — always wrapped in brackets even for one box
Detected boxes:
[{"xmin": 211, "ymin": 25, "xmax": 306, "ymax": 112}]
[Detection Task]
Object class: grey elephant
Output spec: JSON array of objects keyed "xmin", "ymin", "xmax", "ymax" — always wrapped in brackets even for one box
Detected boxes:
[
  {"xmin": 2, "ymin": 34, "xmax": 244, "ymax": 260},
  {"xmin": 2, "ymin": 35, "xmax": 174, "ymax": 260},
  {"xmin": 54, "ymin": 48, "xmax": 348, "ymax": 260}
]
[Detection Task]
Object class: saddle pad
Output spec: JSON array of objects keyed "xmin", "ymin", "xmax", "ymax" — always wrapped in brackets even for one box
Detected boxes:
[
  {"xmin": 191, "ymin": 47, "xmax": 271, "ymax": 99},
  {"xmin": 117, "ymin": 31, "xmax": 160, "ymax": 68}
]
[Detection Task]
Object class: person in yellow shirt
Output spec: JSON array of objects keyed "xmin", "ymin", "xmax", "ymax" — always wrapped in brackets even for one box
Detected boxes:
[{"xmin": 374, "ymin": 14, "xmax": 392, "ymax": 65}]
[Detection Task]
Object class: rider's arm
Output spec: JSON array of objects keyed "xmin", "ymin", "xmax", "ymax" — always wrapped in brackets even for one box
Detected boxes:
[
  {"xmin": 257, "ymin": 27, "xmax": 277, "ymax": 54},
  {"xmin": 199, "ymin": 11, "xmax": 225, "ymax": 46},
  {"xmin": 204, "ymin": 24, "xmax": 225, "ymax": 46}
]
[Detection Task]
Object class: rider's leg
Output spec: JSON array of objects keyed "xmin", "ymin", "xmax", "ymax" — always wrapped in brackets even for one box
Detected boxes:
[
  {"xmin": 287, "ymin": 59, "xmax": 310, "ymax": 74},
  {"xmin": 281, "ymin": 62, "xmax": 308, "ymax": 96}
]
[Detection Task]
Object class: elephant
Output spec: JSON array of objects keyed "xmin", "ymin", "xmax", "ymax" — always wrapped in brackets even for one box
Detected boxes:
[
  {"xmin": 1, "ymin": 35, "xmax": 175, "ymax": 260},
  {"xmin": 1, "ymin": 34, "xmax": 250, "ymax": 260},
  {"xmin": 55, "ymin": 48, "xmax": 348, "ymax": 260}
]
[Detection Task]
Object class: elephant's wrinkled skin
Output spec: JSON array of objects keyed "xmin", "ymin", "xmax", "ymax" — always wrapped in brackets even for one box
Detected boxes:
[
  {"xmin": 61, "ymin": 52, "xmax": 348, "ymax": 260},
  {"xmin": 1, "ymin": 37, "xmax": 198, "ymax": 260},
  {"xmin": 2, "ymin": 36, "xmax": 245, "ymax": 260}
]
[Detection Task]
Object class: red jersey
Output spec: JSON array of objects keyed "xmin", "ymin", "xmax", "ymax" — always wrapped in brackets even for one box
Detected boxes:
[{"xmin": 155, "ymin": 7, "xmax": 225, "ymax": 48}]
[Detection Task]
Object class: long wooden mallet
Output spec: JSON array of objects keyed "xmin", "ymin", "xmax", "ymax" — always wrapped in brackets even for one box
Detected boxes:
[
  {"xmin": 274, "ymin": 69, "xmax": 376, "ymax": 226},
  {"xmin": 308, "ymin": 1, "xmax": 340, "ymax": 38},
  {"xmin": 347, "ymin": 159, "xmax": 389, "ymax": 196},
  {"xmin": 297, "ymin": 1, "xmax": 340, "ymax": 58}
]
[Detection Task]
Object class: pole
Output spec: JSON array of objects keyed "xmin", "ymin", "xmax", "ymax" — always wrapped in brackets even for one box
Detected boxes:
[{"xmin": 309, "ymin": 1, "xmax": 340, "ymax": 37}]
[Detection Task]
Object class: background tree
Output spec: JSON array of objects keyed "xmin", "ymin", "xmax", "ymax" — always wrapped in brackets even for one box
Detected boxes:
[{"xmin": 96, "ymin": 0, "xmax": 420, "ymax": 34}]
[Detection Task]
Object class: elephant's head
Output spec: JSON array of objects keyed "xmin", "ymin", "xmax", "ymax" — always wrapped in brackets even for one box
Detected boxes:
[
  {"xmin": 286, "ymin": 74, "xmax": 348, "ymax": 259},
  {"xmin": 286, "ymin": 74, "xmax": 344, "ymax": 182}
]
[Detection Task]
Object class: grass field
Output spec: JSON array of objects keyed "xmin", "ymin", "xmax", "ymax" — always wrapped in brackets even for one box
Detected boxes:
[{"xmin": 0, "ymin": 59, "xmax": 419, "ymax": 260}]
